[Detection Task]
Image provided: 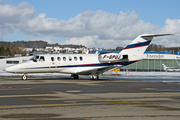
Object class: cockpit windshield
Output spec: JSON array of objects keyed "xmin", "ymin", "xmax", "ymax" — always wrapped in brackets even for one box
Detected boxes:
[
  {"xmin": 30, "ymin": 56, "xmax": 39, "ymax": 62},
  {"xmin": 30, "ymin": 55, "xmax": 45, "ymax": 62}
]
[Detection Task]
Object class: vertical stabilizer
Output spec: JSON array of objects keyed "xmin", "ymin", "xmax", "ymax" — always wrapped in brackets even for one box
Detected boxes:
[
  {"xmin": 120, "ymin": 34, "xmax": 172, "ymax": 61},
  {"xmin": 162, "ymin": 64, "xmax": 167, "ymax": 71},
  {"xmin": 176, "ymin": 59, "xmax": 180, "ymax": 68}
]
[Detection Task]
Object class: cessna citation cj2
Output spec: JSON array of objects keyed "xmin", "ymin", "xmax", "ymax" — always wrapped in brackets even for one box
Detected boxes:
[{"xmin": 6, "ymin": 34, "xmax": 172, "ymax": 80}]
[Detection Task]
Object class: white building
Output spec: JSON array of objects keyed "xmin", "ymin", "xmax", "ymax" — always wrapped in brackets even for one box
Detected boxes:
[
  {"xmin": 122, "ymin": 53, "xmax": 180, "ymax": 72},
  {"xmin": 0, "ymin": 56, "xmax": 32, "ymax": 71},
  {"xmin": 53, "ymin": 46, "xmax": 63, "ymax": 51}
]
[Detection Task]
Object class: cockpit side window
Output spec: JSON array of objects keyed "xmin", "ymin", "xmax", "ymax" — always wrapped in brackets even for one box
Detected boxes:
[
  {"xmin": 35, "ymin": 56, "xmax": 39, "ymax": 60},
  {"xmin": 30, "ymin": 56, "xmax": 34, "ymax": 61},
  {"xmin": 30, "ymin": 56, "xmax": 39, "ymax": 62},
  {"xmin": 39, "ymin": 56, "xmax": 45, "ymax": 61}
]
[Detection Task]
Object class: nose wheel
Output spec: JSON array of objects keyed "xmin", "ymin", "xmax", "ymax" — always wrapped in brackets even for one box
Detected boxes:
[{"xmin": 22, "ymin": 74, "xmax": 27, "ymax": 80}]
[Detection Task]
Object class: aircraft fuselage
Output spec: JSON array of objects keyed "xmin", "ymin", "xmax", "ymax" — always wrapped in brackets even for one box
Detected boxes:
[{"xmin": 6, "ymin": 53, "xmax": 128, "ymax": 75}]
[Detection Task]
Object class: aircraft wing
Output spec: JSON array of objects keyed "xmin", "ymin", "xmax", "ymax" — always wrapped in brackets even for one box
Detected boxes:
[{"xmin": 77, "ymin": 66, "xmax": 118, "ymax": 75}]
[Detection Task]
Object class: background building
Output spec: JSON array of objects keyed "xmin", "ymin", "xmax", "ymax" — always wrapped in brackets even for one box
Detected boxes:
[
  {"xmin": 93, "ymin": 51, "xmax": 180, "ymax": 72},
  {"xmin": 122, "ymin": 53, "xmax": 180, "ymax": 72},
  {"xmin": 0, "ymin": 56, "xmax": 32, "ymax": 71}
]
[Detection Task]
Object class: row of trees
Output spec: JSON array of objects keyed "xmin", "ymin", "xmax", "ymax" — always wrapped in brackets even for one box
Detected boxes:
[
  {"xmin": 1, "ymin": 40, "xmax": 180, "ymax": 57},
  {"xmin": 0, "ymin": 44, "xmax": 27, "ymax": 57},
  {"xmin": 0, "ymin": 41, "xmax": 87, "ymax": 57},
  {"xmin": 146, "ymin": 44, "xmax": 180, "ymax": 53},
  {"xmin": 12, "ymin": 41, "xmax": 47, "ymax": 48},
  {"xmin": 0, "ymin": 46, "xmax": 11, "ymax": 56},
  {"xmin": 0, "ymin": 41, "xmax": 87, "ymax": 49}
]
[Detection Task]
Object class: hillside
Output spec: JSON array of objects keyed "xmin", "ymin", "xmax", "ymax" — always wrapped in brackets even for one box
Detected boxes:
[{"xmin": 0, "ymin": 41, "xmax": 87, "ymax": 57}]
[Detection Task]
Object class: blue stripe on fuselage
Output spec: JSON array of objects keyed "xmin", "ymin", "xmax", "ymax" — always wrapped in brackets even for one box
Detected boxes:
[
  {"xmin": 25, "ymin": 61, "xmax": 137, "ymax": 69},
  {"xmin": 124, "ymin": 41, "xmax": 151, "ymax": 50}
]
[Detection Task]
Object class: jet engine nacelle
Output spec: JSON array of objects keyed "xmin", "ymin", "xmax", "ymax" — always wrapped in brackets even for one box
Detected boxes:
[{"xmin": 98, "ymin": 53, "xmax": 128, "ymax": 63}]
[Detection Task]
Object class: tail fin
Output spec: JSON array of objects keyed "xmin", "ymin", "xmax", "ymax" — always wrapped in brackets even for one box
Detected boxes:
[
  {"xmin": 120, "ymin": 34, "xmax": 172, "ymax": 60},
  {"xmin": 176, "ymin": 59, "xmax": 180, "ymax": 68},
  {"xmin": 162, "ymin": 64, "xmax": 167, "ymax": 70}
]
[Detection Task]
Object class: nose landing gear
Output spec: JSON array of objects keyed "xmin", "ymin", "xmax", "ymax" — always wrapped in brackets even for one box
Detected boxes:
[{"xmin": 22, "ymin": 74, "xmax": 27, "ymax": 80}]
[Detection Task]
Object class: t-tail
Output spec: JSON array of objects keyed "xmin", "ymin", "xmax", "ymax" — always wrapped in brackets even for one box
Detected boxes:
[
  {"xmin": 120, "ymin": 34, "xmax": 173, "ymax": 61},
  {"xmin": 176, "ymin": 59, "xmax": 180, "ymax": 68},
  {"xmin": 98, "ymin": 34, "xmax": 172, "ymax": 63},
  {"xmin": 162, "ymin": 64, "xmax": 167, "ymax": 71}
]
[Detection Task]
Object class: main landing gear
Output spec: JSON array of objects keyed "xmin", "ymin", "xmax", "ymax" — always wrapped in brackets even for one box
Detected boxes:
[
  {"xmin": 71, "ymin": 74, "xmax": 79, "ymax": 79},
  {"xmin": 91, "ymin": 75, "xmax": 99, "ymax": 80},
  {"xmin": 71, "ymin": 74, "xmax": 100, "ymax": 80},
  {"xmin": 21, "ymin": 74, "xmax": 27, "ymax": 80}
]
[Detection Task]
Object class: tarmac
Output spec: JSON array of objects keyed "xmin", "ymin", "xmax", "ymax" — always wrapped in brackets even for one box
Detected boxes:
[{"xmin": 0, "ymin": 74, "xmax": 180, "ymax": 120}]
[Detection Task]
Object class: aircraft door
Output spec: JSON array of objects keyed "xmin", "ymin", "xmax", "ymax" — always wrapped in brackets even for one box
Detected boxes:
[{"xmin": 50, "ymin": 56, "xmax": 57, "ymax": 72}]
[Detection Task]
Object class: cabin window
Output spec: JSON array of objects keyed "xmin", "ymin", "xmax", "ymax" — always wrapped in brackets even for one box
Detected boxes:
[
  {"xmin": 74, "ymin": 57, "xmax": 77, "ymax": 61},
  {"xmin": 39, "ymin": 56, "xmax": 45, "ymax": 61},
  {"xmin": 6, "ymin": 61, "xmax": 19, "ymax": 64},
  {"xmin": 63, "ymin": 57, "xmax": 66, "ymax": 61},
  {"xmin": 57, "ymin": 57, "xmax": 61, "ymax": 61},
  {"xmin": 80, "ymin": 56, "xmax": 83, "ymax": 61},
  {"xmin": 51, "ymin": 57, "xmax": 54, "ymax": 61},
  {"xmin": 69, "ymin": 56, "xmax": 72, "ymax": 61}
]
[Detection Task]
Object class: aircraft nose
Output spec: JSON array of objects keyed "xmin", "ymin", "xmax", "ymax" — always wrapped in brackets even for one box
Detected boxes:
[{"xmin": 5, "ymin": 65, "xmax": 19, "ymax": 73}]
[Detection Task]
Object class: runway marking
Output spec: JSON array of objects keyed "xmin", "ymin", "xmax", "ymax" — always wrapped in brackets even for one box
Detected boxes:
[{"xmin": 0, "ymin": 101, "xmax": 157, "ymax": 108}]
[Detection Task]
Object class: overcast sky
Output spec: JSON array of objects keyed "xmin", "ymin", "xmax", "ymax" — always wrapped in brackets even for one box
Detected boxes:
[{"xmin": 0, "ymin": 0, "xmax": 180, "ymax": 48}]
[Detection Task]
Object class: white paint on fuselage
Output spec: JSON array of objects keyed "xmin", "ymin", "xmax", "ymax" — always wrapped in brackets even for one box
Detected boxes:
[{"xmin": 6, "ymin": 54, "xmax": 117, "ymax": 75}]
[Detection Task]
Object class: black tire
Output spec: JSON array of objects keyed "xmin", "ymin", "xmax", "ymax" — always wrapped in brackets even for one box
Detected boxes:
[
  {"xmin": 73, "ymin": 74, "xmax": 79, "ymax": 79},
  {"xmin": 92, "ymin": 75, "xmax": 99, "ymax": 80},
  {"xmin": 22, "ymin": 75, "xmax": 27, "ymax": 80}
]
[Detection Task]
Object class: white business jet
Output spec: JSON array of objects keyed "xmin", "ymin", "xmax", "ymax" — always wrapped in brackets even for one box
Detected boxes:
[
  {"xmin": 162, "ymin": 64, "xmax": 180, "ymax": 72},
  {"xmin": 6, "ymin": 34, "xmax": 172, "ymax": 80}
]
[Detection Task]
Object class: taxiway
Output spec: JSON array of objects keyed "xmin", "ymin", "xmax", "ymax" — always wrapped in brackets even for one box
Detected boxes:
[{"xmin": 0, "ymin": 76, "xmax": 180, "ymax": 120}]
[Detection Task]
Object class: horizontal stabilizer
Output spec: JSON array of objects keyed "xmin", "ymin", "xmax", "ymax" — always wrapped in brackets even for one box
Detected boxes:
[{"xmin": 141, "ymin": 34, "xmax": 173, "ymax": 37}]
